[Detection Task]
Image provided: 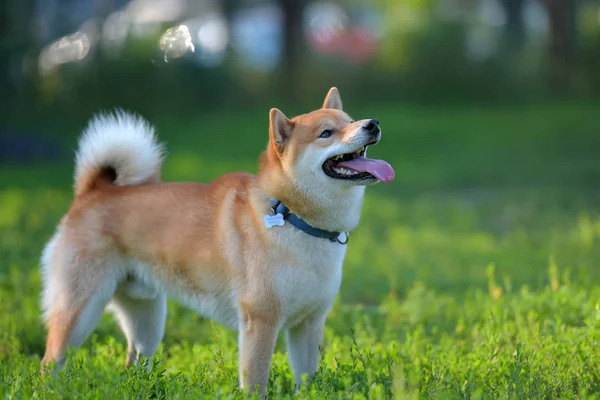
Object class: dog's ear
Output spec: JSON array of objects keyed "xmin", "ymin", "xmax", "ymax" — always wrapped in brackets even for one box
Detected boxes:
[
  {"xmin": 269, "ymin": 108, "xmax": 292, "ymax": 150},
  {"xmin": 322, "ymin": 87, "xmax": 343, "ymax": 111}
]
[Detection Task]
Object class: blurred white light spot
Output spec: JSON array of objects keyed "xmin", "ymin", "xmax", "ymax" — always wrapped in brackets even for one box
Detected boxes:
[
  {"xmin": 38, "ymin": 31, "xmax": 90, "ymax": 74},
  {"xmin": 159, "ymin": 24, "xmax": 195, "ymax": 62},
  {"xmin": 185, "ymin": 13, "xmax": 229, "ymax": 67},
  {"xmin": 127, "ymin": 0, "xmax": 185, "ymax": 24},
  {"xmin": 524, "ymin": 0, "xmax": 549, "ymax": 38},
  {"xmin": 102, "ymin": 11, "xmax": 130, "ymax": 51},
  {"xmin": 466, "ymin": 27, "xmax": 497, "ymax": 61},
  {"xmin": 79, "ymin": 19, "xmax": 100, "ymax": 46},
  {"xmin": 478, "ymin": 0, "xmax": 506, "ymax": 27},
  {"xmin": 198, "ymin": 14, "xmax": 228, "ymax": 53},
  {"xmin": 232, "ymin": 5, "xmax": 282, "ymax": 71},
  {"xmin": 304, "ymin": 2, "xmax": 348, "ymax": 46}
]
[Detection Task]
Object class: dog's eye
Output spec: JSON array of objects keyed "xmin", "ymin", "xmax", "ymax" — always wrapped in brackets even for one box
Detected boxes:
[{"xmin": 319, "ymin": 129, "xmax": 333, "ymax": 139}]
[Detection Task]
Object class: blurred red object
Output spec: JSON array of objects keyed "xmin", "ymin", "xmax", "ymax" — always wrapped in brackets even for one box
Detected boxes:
[{"xmin": 309, "ymin": 26, "xmax": 378, "ymax": 64}]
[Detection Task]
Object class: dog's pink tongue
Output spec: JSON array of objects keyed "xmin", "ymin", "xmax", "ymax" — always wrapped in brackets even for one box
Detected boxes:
[{"xmin": 337, "ymin": 156, "xmax": 395, "ymax": 183}]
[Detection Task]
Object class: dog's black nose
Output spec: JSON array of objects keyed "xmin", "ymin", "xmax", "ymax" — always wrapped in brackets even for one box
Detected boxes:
[{"xmin": 363, "ymin": 119, "xmax": 380, "ymax": 135}]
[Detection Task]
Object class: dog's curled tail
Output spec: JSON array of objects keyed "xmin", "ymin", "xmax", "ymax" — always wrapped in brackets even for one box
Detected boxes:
[{"xmin": 74, "ymin": 110, "xmax": 165, "ymax": 196}]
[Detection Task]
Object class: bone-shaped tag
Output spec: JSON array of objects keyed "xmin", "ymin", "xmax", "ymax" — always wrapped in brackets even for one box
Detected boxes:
[{"xmin": 264, "ymin": 213, "xmax": 285, "ymax": 229}]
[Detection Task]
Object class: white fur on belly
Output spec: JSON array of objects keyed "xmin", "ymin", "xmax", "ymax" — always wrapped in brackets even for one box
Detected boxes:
[{"xmin": 129, "ymin": 261, "xmax": 239, "ymax": 330}]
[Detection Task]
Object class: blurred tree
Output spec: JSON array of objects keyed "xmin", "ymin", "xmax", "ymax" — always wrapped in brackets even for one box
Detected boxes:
[
  {"xmin": 279, "ymin": 0, "xmax": 308, "ymax": 100},
  {"xmin": 539, "ymin": 0, "xmax": 576, "ymax": 92},
  {"xmin": 221, "ymin": 0, "xmax": 238, "ymax": 51},
  {"xmin": 0, "ymin": 0, "xmax": 36, "ymax": 105},
  {"xmin": 499, "ymin": 0, "xmax": 525, "ymax": 51},
  {"xmin": 0, "ymin": 0, "xmax": 9, "ymax": 97}
]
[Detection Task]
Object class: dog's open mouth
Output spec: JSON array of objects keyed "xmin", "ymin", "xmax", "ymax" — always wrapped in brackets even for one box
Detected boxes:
[{"xmin": 322, "ymin": 144, "xmax": 395, "ymax": 183}]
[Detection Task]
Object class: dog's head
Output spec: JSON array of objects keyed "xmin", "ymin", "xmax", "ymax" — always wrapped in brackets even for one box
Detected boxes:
[
  {"xmin": 259, "ymin": 87, "xmax": 394, "ymax": 231},
  {"xmin": 261, "ymin": 87, "xmax": 394, "ymax": 189}
]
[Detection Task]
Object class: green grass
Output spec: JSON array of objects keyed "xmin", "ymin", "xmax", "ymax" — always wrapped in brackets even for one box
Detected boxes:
[{"xmin": 1, "ymin": 102, "xmax": 600, "ymax": 398}]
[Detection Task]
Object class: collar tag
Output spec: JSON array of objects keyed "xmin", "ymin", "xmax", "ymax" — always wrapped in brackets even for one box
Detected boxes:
[{"xmin": 264, "ymin": 213, "xmax": 285, "ymax": 229}]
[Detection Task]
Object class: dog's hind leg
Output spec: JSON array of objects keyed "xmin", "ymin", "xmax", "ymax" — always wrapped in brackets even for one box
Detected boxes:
[
  {"xmin": 40, "ymin": 233, "xmax": 119, "ymax": 373},
  {"xmin": 41, "ymin": 267, "xmax": 118, "ymax": 372},
  {"xmin": 108, "ymin": 276, "xmax": 167, "ymax": 370}
]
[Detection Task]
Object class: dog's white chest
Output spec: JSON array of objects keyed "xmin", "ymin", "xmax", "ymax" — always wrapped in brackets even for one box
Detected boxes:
[{"xmin": 276, "ymin": 239, "xmax": 346, "ymax": 329}]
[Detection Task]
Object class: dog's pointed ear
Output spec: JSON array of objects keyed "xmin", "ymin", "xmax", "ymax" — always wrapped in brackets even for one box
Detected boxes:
[
  {"xmin": 269, "ymin": 108, "xmax": 292, "ymax": 150},
  {"xmin": 322, "ymin": 87, "xmax": 343, "ymax": 111}
]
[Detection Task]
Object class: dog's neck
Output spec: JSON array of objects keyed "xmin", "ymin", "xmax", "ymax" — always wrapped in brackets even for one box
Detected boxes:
[
  {"xmin": 257, "ymin": 173, "xmax": 366, "ymax": 233},
  {"xmin": 285, "ymin": 185, "xmax": 366, "ymax": 233}
]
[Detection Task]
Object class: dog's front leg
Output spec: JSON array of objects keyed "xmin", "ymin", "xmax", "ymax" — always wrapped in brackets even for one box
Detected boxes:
[
  {"xmin": 238, "ymin": 308, "xmax": 279, "ymax": 397},
  {"xmin": 285, "ymin": 314, "xmax": 326, "ymax": 388}
]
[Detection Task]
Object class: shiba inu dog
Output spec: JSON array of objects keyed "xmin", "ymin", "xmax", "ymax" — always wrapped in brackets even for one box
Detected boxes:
[{"xmin": 40, "ymin": 87, "xmax": 394, "ymax": 395}]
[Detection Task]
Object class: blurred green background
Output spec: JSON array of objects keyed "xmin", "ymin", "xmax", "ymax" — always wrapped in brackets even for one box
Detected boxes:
[
  {"xmin": 1, "ymin": 1, "xmax": 600, "ymax": 396},
  {"xmin": 2, "ymin": 0, "xmax": 600, "ymax": 304},
  {"xmin": 2, "ymin": 0, "xmax": 600, "ymax": 291},
  {"xmin": 3, "ymin": 0, "xmax": 600, "ymax": 113}
]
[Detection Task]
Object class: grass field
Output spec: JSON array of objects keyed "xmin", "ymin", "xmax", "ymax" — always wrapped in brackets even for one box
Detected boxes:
[{"xmin": 1, "ymin": 102, "xmax": 600, "ymax": 398}]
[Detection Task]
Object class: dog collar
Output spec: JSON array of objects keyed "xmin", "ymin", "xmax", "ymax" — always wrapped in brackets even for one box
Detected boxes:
[{"xmin": 268, "ymin": 199, "xmax": 349, "ymax": 244}]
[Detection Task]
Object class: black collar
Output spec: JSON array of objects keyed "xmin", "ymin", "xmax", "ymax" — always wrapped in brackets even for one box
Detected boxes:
[{"xmin": 270, "ymin": 199, "xmax": 349, "ymax": 244}]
